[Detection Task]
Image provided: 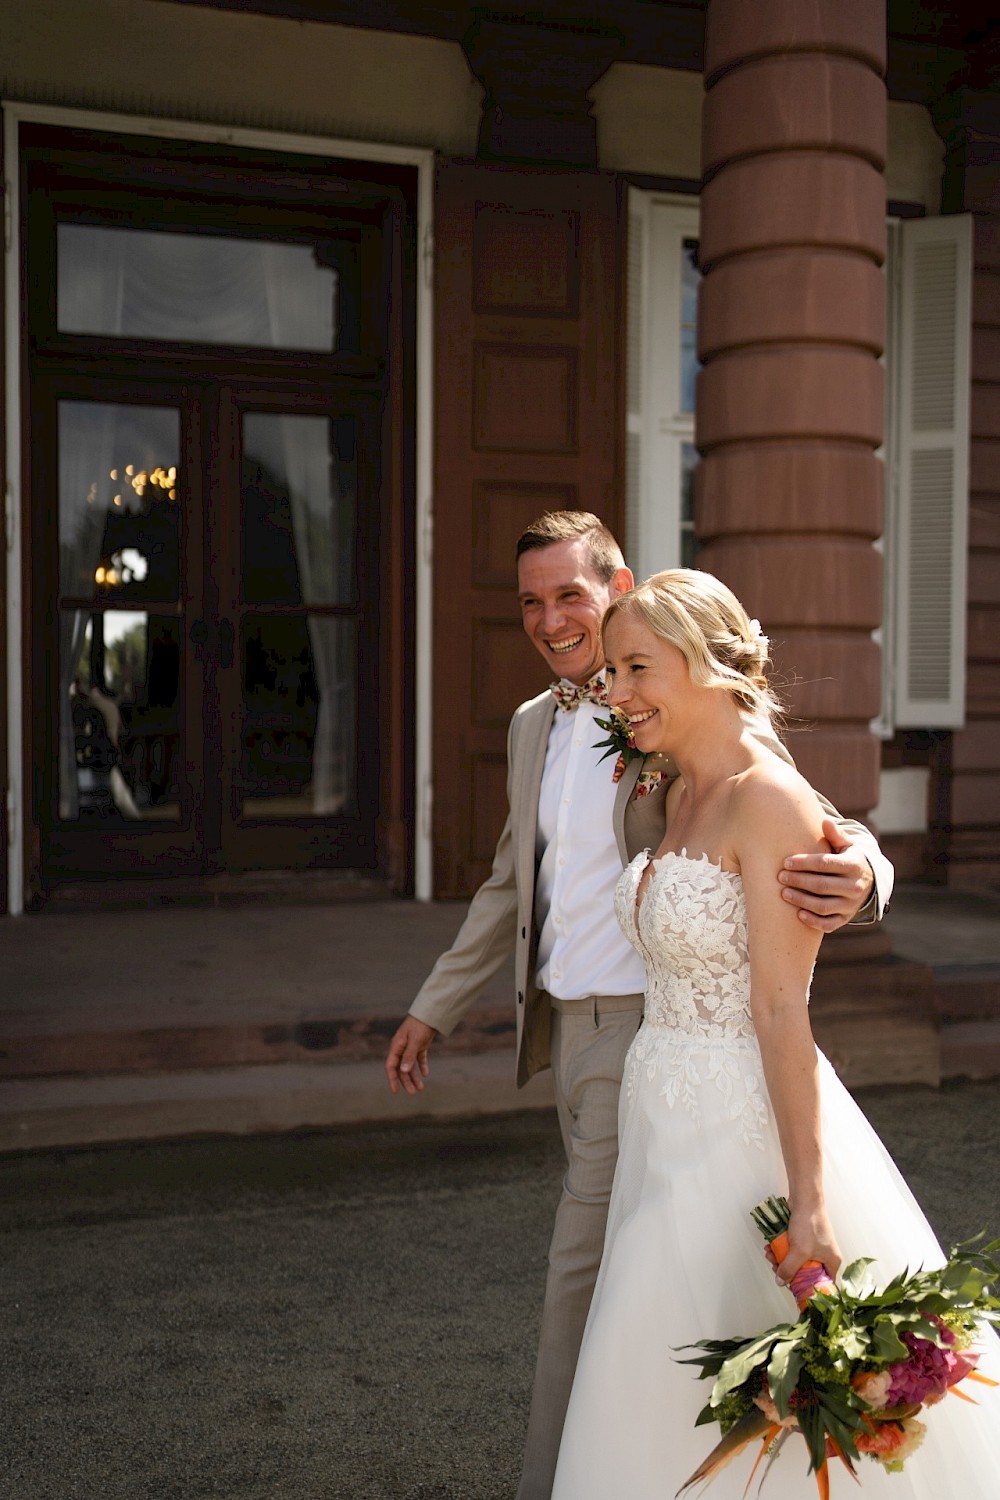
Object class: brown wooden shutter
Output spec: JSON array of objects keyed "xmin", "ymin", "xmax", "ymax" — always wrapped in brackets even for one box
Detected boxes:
[{"xmin": 432, "ymin": 161, "xmax": 623, "ymax": 897}]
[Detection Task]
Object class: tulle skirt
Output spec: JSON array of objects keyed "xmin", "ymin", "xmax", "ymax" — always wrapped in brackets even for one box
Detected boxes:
[{"xmin": 551, "ymin": 1036, "xmax": 1000, "ymax": 1500}]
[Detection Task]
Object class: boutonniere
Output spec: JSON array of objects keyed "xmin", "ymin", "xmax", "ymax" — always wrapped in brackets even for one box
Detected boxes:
[
  {"xmin": 593, "ymin": 710, "xmax": 672, "ymax": 797},
  {"xmin": 593, "ymin": 709, "xmax": 642, "ymax": 782}
]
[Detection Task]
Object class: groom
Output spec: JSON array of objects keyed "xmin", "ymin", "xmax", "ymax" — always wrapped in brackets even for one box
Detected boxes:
[{"xmin": 385, "ymin": 511, "xmax": 892, "ymax": 1500}]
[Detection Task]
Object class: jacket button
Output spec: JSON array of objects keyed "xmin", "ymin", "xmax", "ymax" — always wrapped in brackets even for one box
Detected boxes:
[
  {"xmin": 521, "ymin": 926, "xmax": 526, "ymax": 939},
  {"xmin": 517, "ymin": 991, "xmax": 524, "ymax": 1005}
]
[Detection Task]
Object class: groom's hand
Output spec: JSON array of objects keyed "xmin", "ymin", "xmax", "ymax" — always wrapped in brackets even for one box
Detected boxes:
[
  {"xmin": 385, "ymin": 1016, "xmax": 438, "ymax": 1095},
  {"xmin": 777, "ymin": 818, "xmax": 875, "ymax": 933}
]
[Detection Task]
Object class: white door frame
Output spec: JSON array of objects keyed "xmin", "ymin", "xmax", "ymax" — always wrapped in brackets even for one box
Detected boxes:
[{"xmin": 2, "ymin": 101, "xmax": 435, "ymax": 912}]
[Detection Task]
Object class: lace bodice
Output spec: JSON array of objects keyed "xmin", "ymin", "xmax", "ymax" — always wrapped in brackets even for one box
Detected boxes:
[
  {"xmin": 615, "ymin": 850, "xmax": 768, "ymax": 1145},
  {"xmin": 615, "ymin": 850, "xmax": 754, "ymax": 1040}
]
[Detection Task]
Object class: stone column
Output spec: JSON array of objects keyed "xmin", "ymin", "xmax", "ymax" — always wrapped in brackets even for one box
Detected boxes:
[
  {"xmin": 693, "ymin": 0, "xmax": 946, "ymax": 1079},
  {"xmin": 696, "ymin": 0, "xmax": 887, "ymax": 825}
]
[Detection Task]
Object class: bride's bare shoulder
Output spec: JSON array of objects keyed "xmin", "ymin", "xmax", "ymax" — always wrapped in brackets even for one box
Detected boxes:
[{"xmin": 732, "ymin": 750, "xmax": 826, "ymax": 852}]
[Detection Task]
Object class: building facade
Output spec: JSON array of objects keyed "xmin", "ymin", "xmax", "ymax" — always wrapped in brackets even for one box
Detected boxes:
[{"xmin": 1, "ymin": 0, "xmax": 997, "ymax": 919}]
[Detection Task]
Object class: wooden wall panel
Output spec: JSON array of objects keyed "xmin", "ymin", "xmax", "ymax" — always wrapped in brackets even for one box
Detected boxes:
[
  {"xmin": 473, "ymin": 206, "xmax": 579, "ymax": 316},
  {"xmin": 432, "ymin": 160, "xmax": 622, "ymax": 897},
  {"xmin": 471, "ymin": 753, "xmax": 509, "ymax": 865},
  {"xmin": 472, "ymin": 481, "xmax": 577, "ymax": 587},
  {"xmin": 472, "ymin": 344, "xmax": 578, "ymax": 452}
]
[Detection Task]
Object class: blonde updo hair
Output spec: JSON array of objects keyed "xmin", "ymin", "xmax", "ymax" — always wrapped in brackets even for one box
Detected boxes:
[{"xmin": 602, "ymin": 569, "xmax": 783, "ymax": 725}]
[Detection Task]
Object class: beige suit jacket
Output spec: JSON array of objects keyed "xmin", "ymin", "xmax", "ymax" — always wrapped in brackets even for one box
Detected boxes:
[{"xmin": 409, "ymin": 689, "xmax": 893, "ymax": 1088}]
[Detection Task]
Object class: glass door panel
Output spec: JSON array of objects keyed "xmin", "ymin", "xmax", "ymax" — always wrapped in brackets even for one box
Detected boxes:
[
  {"xmin": 234, "ymin": 410, "xmax": 362, "ymax": 828},
  {"xmin": 242, "ymin": 412, "xmax": 356, "ymax": 606},
  {"xmin": 242, "ymin": 615, "xmax": 357, "ymax": 819},
  {"xmin": 56, "ymin": 401, "xmax": 184, "ymax": 826}
]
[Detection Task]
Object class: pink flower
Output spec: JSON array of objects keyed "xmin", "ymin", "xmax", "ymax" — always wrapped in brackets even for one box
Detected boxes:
[{"xmin": 886, "ymin": 1332, "xmax": 977, "ymax": 1407}]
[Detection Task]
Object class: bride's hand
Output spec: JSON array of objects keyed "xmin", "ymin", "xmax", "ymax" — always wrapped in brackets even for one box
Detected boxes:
[{"xmin": 771, "ymin": 1203, "xmax": 842, "ymax": 1284}]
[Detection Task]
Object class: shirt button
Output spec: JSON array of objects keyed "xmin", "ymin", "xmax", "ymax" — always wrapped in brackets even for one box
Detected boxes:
[
  {"xmin": 555, "ymin": 916, "xmax": 562, "ymax": 926},
  {"xmin": 558, "ymin": 856, "xmax": 566, "ymax": 866}
]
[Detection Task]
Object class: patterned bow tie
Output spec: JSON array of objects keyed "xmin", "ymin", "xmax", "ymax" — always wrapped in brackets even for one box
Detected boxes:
[{"xmin": 550, "ymin": 676, "xmax": 609, "ymax": 713}]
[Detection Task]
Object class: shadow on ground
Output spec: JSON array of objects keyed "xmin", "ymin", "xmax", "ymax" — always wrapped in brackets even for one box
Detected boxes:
[{"xmin": 3, "ymin": 1080, "xmax": 999, "ymax": 1500}]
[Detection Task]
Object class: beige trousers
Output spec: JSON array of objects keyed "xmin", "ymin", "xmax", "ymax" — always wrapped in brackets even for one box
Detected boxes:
[{"xmin": 516, "ymin": 993, "xmax": 644, "ymax": 1500}]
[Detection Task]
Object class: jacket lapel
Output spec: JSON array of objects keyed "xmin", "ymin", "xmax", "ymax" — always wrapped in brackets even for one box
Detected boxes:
[
  {"xmin": 613, "ymin": 758, "xmax": 642, "ymax": 865},
  {"xmin": 514, "ymin": 693, "xmax": 556, "ymax": 900}
]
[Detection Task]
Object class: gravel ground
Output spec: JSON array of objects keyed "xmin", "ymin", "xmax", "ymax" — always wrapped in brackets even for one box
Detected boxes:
[{"xmin": 2, "ymin": 1080, "xmax": 999, "ymax": 1500}]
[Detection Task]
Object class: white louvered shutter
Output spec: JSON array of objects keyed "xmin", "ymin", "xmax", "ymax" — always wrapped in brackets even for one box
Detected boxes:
[{"xmin": 893, "ymin": 213, "xmax": 973, "ymax": 728}]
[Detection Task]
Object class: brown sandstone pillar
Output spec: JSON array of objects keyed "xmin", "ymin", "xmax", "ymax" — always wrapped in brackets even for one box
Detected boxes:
[
  {"xmin": 693, "ymin": 0, "xmax": 938, "ymax": 1054},
  {"xmin": 697, "ymin": 0, "xmax": 887, "ymax": 823}
]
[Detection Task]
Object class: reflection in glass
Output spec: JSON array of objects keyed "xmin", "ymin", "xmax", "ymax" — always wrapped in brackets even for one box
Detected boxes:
[
  {"xmin": 681, "ymin": 238, "xmax": 702, "ymax": 415},
  {"xmin": 60, "ymin": 610, "xmax": 181, "ymax": 822},
  {"xmin": 681, "ymin": 442, "xmax": 700, "ymax": 569},
  {"xmin": 58, "ymin": 403, "xmax": 181, "ymax": 822},
  {"xmin": 58, "ymin": 225, "xmax": 352, "ymax": 352},
  {"xmin": 242, "ymin": 616, "xmax": 356, "ymax": 819},
  {"xmin": 59, "ymin": 402, "xmax": 181, "ymax": 602},
  {"xmin": 242, "ymin": 413, "xmax": 356, "ymax": 607}
]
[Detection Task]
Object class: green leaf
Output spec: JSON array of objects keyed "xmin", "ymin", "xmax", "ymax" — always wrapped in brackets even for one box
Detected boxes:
[
  {"xmin": 840, "ymin": 1258, "xmax": 876, "ymax": 1296},
  {"xmin": 767, "ymin": 1340, "xmax": 803, "ymax": 1417},
  {"xmin": 797, "ymin": 1403, "xmax": 829, "ymax": 1475},
  {"xmin": 709, "ymin": 1325, "xmax": 800, "ymax": 1401},
  {"xmin": 872, "ymin": 1316, "xmax": 909, "ymax": 1362}
]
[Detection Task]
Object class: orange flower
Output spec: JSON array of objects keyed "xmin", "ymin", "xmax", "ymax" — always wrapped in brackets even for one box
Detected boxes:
[
  {"xmin": 856, "ymin": 1417, "xmax": 927, "ymax": 1467},
  {"xmin": 856, "ymin": 1421, "xmax": 907, "ymax": 1457}
]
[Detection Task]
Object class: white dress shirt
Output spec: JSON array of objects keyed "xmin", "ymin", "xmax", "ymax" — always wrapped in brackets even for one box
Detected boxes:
[{"xmin": 534, "ymin": 692, "xmax": 647, "ymax": 1000}]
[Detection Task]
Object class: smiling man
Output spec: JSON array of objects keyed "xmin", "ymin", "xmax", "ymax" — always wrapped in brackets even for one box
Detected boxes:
[{"xmin": 384, "ymin": 510, "xmax": 893, "ymax": 1500}]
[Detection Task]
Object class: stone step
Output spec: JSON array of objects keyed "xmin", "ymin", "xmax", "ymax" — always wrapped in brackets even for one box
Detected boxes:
[
  {"xmin": 5, "ymin": 962, "xmax": 997, "ymax": 1089},
  {"xmin": 0, "ymin": 1051, "xmax": 556, "ymax": 1155},
  {"xmin": 0, "ymin": 1003, "xmax": 514, "ymax": 1080},
  {"xmin": 939, "ymin": 1021, "xmax": 1000, "ymax": 1082},
  {"xmin": 931, "ymin": 964, "xmax": 1000, "ymax": 1021}
]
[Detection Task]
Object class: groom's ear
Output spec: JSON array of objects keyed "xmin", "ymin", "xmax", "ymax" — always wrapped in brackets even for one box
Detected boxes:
[{"xmin": 610, "ymin": 566, "xmax": 634, "ymax": 598}]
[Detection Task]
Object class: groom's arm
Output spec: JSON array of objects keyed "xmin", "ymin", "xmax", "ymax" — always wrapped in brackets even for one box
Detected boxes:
[
  {"xmin": 385, "ymin": 810, "xmax": 518, "ymax": 1095},
  {"xmin": 781, "ymin": 810, "xmax": 892, "ymax": 932},
  {"xmin": 386, "ymin": 710, "xmax": 524, "ymax": 1094}
]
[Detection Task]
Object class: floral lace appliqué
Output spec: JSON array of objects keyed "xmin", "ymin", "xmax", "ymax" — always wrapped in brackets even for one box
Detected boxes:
[{"xmin": 615, "ymin": 850, "xmax": 770, "ymax": 1148}]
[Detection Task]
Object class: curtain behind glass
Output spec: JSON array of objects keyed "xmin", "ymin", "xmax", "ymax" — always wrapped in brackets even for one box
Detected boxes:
[
  {"xmin": 242, "ymin": 411, "xmax": 355, "ymax": 815},
  {"xmin": 58, "ymin": 227, "xmax": 338, "ymax": 351}
]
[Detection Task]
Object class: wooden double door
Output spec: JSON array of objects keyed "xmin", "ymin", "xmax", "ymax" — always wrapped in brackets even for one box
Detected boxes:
[
  {"xmin": 24, "ymin": 126, "xmax": 414, "ymax": 896},
  {"xmin": 35, "ymin": 379, "xmax": 381, "ymax": 884}
]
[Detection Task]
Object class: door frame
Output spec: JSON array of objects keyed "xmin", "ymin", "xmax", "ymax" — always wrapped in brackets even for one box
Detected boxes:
[{"xmin": 2, "ymin": 100, "xmax": 435, "ymax": 913}]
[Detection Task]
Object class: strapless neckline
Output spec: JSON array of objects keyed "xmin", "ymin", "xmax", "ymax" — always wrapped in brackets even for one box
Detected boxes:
[{"xmin": 634, "ymin": 847, "xmax": 742, "ymax": 913}]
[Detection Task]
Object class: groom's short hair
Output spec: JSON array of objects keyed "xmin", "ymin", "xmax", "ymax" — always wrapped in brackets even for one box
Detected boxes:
[{"xmin": 516, "ymin": 511, "xmax": 623, "ymax": 584}]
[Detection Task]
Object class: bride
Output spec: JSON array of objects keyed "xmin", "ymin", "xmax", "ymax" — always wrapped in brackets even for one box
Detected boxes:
[{"xmin": 550, "ymin": 569, "xmax": 1000, "ymax": 1499}]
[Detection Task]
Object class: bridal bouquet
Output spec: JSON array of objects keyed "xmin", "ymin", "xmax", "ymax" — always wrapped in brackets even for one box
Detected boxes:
[{"xmin": 677, "ymin": 1197, "xmax": 999, "ymax": 1498}]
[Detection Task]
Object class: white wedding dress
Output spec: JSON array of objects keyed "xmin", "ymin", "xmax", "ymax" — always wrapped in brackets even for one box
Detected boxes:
[{"xmin": 551, "ymin": 850, "xmax": 1000, "ymax": 1499}]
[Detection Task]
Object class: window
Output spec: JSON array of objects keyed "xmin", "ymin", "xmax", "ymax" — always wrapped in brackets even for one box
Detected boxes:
[
  {"xmin": 627, "ymin": 194, "xmax": 974, "ymax": 738},
  {"xmin": 626, "ymin": 192, "xmax": 700, "ymax": 582}
]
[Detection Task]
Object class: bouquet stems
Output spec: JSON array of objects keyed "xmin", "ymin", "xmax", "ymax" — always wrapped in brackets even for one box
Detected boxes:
[{"xmin": 752, "ymin": 1195, "xmax": 837, "ymax": 1310}]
